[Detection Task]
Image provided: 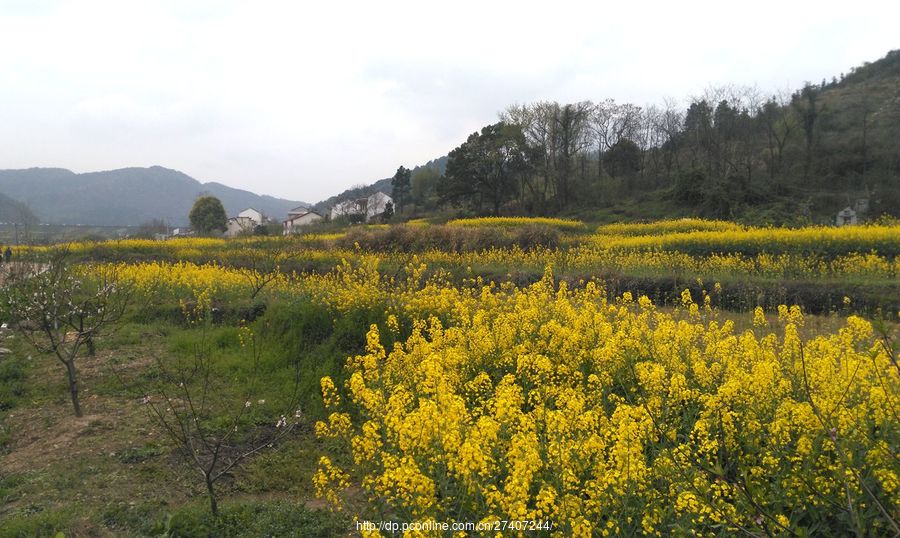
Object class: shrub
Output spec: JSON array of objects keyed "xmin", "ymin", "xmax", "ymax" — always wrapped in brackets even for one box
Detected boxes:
[{"xmin": 512, "ymin": 224, "xmax": 560, "ymax": 250}]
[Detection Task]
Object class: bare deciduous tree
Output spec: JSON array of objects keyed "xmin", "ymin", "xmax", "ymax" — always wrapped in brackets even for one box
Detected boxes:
[
  {"xmin": 1, "ymin": 248, "xmax": 132, "ymax": 417},
  {"xmin": 121, "ymin": 310, "xmax": 302, "ymax": 518},
  {"xmin": 553, "ymin": 101, "xmax": 595, "ymax": 207},
  {"xmin": 233, "ymin": 245, "xmax": 300, "ymax": 300}
]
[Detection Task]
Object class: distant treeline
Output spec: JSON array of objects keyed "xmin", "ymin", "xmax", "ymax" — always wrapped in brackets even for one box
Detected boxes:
[{"xmin": 400, "ymin": 50, "xmax": 899, "ymax": 223}]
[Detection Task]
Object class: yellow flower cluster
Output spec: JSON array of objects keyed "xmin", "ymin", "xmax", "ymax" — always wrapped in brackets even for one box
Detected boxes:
[
  {"xmin": 594, "ymin": 223, "xmax": 900, "ymax": 257},
  {"xmin": 109, "ymin": 260, "xmax": 288, "ymax": 297},
  {"xmin": 314, "ymin": 272, "xmax": 899, "ymax": 535},
  {"xmin": 397, "ymin": 247, "xmax": 898, "ymax": 281},
  {"xmin": 596, "ymin": 218, "xmax": 744, "ymax": 236},
  {"xmin": 20, "ymin": 234, "xmax": 345, "ymax": 263},
  {"xmin": 447, "ymin": 216, "xmax": 586, "ymax": 231}
]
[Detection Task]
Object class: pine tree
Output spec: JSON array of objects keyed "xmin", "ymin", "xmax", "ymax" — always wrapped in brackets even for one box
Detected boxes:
[{"xmin": 391, "ymin": 166, "xmax": 412, "ymax": 213}]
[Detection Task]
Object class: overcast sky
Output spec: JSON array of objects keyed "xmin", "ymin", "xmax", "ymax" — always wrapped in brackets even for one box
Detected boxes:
[{"xmin": 0, "ymin": 0, "xmax": 896, "ymax": 203}]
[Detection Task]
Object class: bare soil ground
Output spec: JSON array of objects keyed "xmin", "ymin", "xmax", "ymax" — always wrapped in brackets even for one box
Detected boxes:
[{"xmin": 0, "ymin": 326, "xmax": 336, "ymax": 535}]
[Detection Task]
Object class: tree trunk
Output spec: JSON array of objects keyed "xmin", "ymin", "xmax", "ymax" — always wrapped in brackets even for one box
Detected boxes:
[
  {"xmin": 205, "ymin": 475, "xmax": 219, "ymax": 518},
  {"xmin": 65, "ymin": 359, "xmax": 82, "ymax": 417},
  {"xmin": 597, "ymin": 143, "xmax": 603, "ymax": 179}
]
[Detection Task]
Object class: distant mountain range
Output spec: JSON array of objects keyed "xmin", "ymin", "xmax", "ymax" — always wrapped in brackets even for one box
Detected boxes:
[
  {"xmin": 0, "ymin": 166, "xmax": 307, "ymax": 226},
  {"xmin": 0, "ymin": 157, "xmax": 448, "ymax": 227}
]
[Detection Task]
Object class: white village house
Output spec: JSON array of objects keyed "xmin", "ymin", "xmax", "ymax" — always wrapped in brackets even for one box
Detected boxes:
[
  {"xmin": 836, "ymin": 206, "xmax": 858, "ymax": 227},
  {"xmin": 238, "ymin": 208, "xmax": 264, "ymax": 223},
  {"xmin": 330, "ymin": 199, "xmax": 359, "ymax": 220},
  {"xmin": 225, "ymin": 208, "xmax": 266, "ymax": 237},
  {"xmin": 330, "ymin": 192, "xmax": 393, "ymax": 222},
  {"xmin": 283, "ymin": 206, "xmax": 323, "ymax": 235}
]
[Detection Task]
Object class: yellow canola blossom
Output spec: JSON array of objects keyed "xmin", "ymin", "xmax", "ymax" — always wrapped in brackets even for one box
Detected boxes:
[
  {"xmin": 595, "ymin": 223, "xmax": 900, "ymax": 257},
  {"xmin": 447, "ymin": 216, "xmax": 586, "ymax": 231},
  {"xmin": 314, "ymin": 275, "xmax": 899, "ymax": 536},
  {"xmin": 596, "ymin": 218, "xmax": 745, "ymax": 236}
]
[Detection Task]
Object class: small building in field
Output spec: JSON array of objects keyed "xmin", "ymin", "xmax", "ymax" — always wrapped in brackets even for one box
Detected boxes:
[
  {"xmin": 329, "ymin": 192, "xmax": 393, "ymax": 223},
  {"xmin": 283, "ymin": 207, "xmax": 323, "ymax": 235},
  {"xmin": 836, "ymin": 207, "xmax": 858, "ymax": 226},
  {"xmin": 225, "ymin": 208, "xmax": 266, "ymax": 237},
  {"xmin": 364, "ymin": 192, "xmax": 392, "ymax": 221},
  {"xmin": 225, "ymin": 216, "xmax": 255, "ymax": 237},
  {"xmin": 330, "ymin": 199, "xmax": 361, "ymax": 220}
]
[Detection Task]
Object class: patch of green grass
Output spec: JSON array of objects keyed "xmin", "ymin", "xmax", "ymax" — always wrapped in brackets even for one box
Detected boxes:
[
  {"xmin": 0, "ymin": 341, "xmax": 32, "ymax": 450},
  {"xmin": 151, "ymin": 501, "xmax": 348, "ymax": 538},
  {"xmin": 0, "ymin": 307, "xmax": 351, "ymax": 537},
  {"xmin": 98, "ymin": 499, "xmax": 350, "ymax": 537},
  {"xmin": 0, "ymin": 472, "xmax": 27, "ymax": 504},
  {"xmin": 0, "ymin": 353, "xmax": 27, "ymax": 412},
  {"xmin": 116, "ymin": 442, "xmax": 165, "ymax": 464},
  {"xmin": 234, "ymin": 434, "xmax": 321, "ymax": 498},
  {"xmin": 0, "ymin": 503, "xmax": 98, "ymax": 538},
  {"xmin": 103, "ymin": 322, "xmax": 154, "ymax": 348},
  {"xmin": 99, "ymin": 500, "xmax": 169, "ymax": 535}
]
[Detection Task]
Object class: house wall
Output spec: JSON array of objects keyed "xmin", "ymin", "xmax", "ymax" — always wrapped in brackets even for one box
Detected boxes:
[
  {"xmin": 225, "ymin": 216, "xmax": 254, "ymax": 237},
  {"xmin": 365, "ymin": 192, "xmax": 393, "ymax": 221},
  {"xmin": 329, "ymin": 192, "xmax": 393, "ymax": 222},
  {"xmin": 836, "ymin": 210, "xmax": 858, "ymax": 226},
  {"xmin": 330, "ymin": 201, "xmax": 356, "ymax": 220},
  {"xmin": 294, "ymin": 212, "xmax": 322, "ymax": 226},
  {"xmin": 283, "ymin": 212, "xmax": 323, "ymax": 234},
  {"xmin": 237, "ymin": 208, "xmax": 264, "ymax": 224}
]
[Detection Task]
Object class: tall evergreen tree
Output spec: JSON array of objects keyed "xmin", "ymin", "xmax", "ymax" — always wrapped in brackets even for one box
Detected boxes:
[{"xmin": 391, "ymin": 166, "xmax": 412, "ymax": 213}]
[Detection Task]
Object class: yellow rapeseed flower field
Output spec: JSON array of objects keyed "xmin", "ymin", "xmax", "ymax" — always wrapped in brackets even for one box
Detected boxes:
[
  {"xmin": 313, "ymin": 270, "xmax": 899, "ymax": 536},
  {"xmin": 595, "ymin": 223, "xmax": 900, "ymax": 257},
  {"xmin": 55, "ymin": 218, "xmax": 900, "ymax": 534},
  {"xmin": 20, "ymin": 220, "xmax": 896, "ymax": 286}
]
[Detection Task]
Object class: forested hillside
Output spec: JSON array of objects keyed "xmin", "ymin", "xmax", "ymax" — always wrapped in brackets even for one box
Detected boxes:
[{"xmin": 382, "ymin": 50, "xmax": 899, "ymax": 225}]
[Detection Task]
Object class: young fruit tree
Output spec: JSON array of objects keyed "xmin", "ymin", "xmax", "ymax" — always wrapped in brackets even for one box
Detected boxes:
[
  {"xmin": 120, "ymin": 301, "xmax": 302, "ymax": 519},
  {"xmin": 232, "ymin": 245, "xmax": 300, "ymax": 300},
  {"xmin": 0, "ymin": 249, "xmax": 132, "ymax": 417}
]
